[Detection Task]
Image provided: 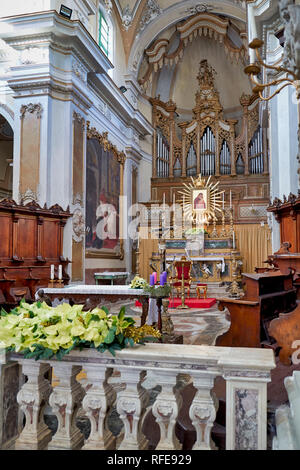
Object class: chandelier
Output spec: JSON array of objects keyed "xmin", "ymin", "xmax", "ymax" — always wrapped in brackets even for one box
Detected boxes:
[{"xmin": 244, "ymin": 38, "xmax": 300, "ymax": 101}]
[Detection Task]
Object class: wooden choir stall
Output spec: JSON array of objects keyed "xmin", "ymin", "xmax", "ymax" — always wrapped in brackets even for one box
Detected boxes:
[{"xmin": 0, "ymin": 199, "xmax": 71, "ymax": 309}]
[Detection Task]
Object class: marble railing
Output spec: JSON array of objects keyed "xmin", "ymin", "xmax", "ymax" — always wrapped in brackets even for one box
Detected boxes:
[
  {"xmin": 0, "ymin": 344, "xmax": 275, "ymax": 450},
  {"xmin": 273, "ymin": 371, "xmax": 300, "ymax": 450}
]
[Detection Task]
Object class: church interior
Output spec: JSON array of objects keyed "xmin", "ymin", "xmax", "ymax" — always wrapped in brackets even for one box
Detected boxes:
[{"xmin": 0, "ymin": 0, "xmax": 300, "ymax": 452}]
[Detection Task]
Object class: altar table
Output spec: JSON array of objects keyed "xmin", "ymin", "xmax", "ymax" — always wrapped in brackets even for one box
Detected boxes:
[{"xmin": 36, "ymin": 285, "xmax": 150, "ymax": 325}]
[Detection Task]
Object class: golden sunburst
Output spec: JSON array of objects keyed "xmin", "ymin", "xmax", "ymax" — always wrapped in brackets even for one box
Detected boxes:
[{"xmin": 178, "ymin": 174, "xmax": 224, "ymax": 225}]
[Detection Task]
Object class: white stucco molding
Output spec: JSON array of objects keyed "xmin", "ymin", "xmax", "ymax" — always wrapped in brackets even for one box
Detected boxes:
[
  {"xmin": 127, "ymin": 0, "xmax": 247, "ymax": 78},
  {"xmin": 0, "ymin": 10, "xmax": 113, "ymax": 75}
]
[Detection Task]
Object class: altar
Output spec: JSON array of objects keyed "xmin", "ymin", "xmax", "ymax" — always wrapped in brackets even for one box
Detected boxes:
[
  {"xmin": 140, "ymin": 174, "xmax": 244, "ymax": 301},
  {"xmin": 36, "ymin": 285, "xmax": 150, "ymax": 325}
]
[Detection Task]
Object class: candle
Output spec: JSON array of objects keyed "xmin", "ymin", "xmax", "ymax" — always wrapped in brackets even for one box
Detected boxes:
[
  {"xmin": 230, "ymin": 190, "xmax": 232, "ymax": 209},
  {"xmin": 153, "ymin": 272, "xmax": 157, "ymax": 284},
  {"xmin": 173, "ymin": 193, "xmax": 175, "ymax": 206},
  {"xmin": 160, "ymin": 273, "xmax": 165, "ymax": 286},
  {"xmin": 222, "ymin": 192, "xmax": 224, "ymax": 210},
  {"xmin": 150, "ymin": 274, "xmax": 155, "ymax": 286},
  {"xmin": 50, "ymin": 264, "xmax": 54, "ymax": 280},
  {"xmin": 163, "ymin": 271, "xmax": 167, "ymax": 284},
  {"xmin": 163, "ymin": 193, "xmax": 166, "ymax": 207},
  {"xmin": 58, "ymin": 265, "xmax": 62, "ymax": 280},
  {"xmin": 233, "ymin": 230, "xmax": 236, "ymax": 249}
]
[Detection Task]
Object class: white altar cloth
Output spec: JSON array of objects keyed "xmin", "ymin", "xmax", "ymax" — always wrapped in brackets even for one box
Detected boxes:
[
  {"xmin": 36, "ymin": 285, "xmax": 149, "ymax": 299},
  {"xmin": 147, "ymin": 298, "xmax": 159, "ymax": 325}
]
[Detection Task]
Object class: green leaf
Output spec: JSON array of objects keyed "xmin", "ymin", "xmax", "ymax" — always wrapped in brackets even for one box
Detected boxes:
[
  {"xmin": 39, "ymin": 348, "xmax": 54, "ymax": 360},
  {"xmin": 118, "ymin": 306, "xmax": 126, "ymax": 321},
  {"xmin": 128, "ymin": 338, "xmax": 135, "ymax": 348},
  {"xmin": 101, "ymin": 306, "xmax": 110, "ymax": 316},
  {"xmin": 103, "ymin": 328, "xmax": 115, "ymax": 344},
  {"xmin": 0, "ymin": 308, "xmax": 8, "ymax": 317},
  {"xmin": 36, "ymin": 301, "xmax": 42, "ymax": 308},
  {"xmin": 108, "ymin": 346, "xmax": 116, "ymax": 357},
  {"xmin": 117, "ymin": 333, "xmax": 124, "ymax": 344}
]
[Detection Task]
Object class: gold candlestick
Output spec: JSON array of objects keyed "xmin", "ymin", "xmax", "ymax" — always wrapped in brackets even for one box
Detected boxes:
[
  {"xmin": 227, "ymin": 207, "xmax": 234, "ymax": 238},
  {"xmin": 179, "ymin": 261, "xmax": 189, "ymax": 309},
  {"xmin": 210, "ymin": 215, "xmax": 218, "ymax": 238},
  {"xmin": 219, "ymin": 210, "xmax": 227, "ymax": 238}
]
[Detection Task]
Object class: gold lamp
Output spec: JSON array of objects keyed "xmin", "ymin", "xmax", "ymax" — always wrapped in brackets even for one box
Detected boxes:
[{"xmin": 244, "ymin": 38, "xmax": 300, "ymax": 101}]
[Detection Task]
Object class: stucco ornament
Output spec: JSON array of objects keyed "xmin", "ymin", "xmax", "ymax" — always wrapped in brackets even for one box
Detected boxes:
[
  {"xmin": 72, "ymin": 206, "xmax": 85, "ymax": 242},
  {"xmin": 122, "ymin": 5, "xmax": 133, "ymax": 30},
  {"xmin": 138, "ymin": 0, "xmax": 162, "ymax": 33}
]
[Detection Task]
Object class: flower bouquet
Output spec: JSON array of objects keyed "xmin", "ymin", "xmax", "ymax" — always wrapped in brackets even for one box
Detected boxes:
[
  {"xmin": 129, "ymin": 276, "xmax": 149, "ymax": 289},
  {"xmin": 0, "ymin": 300, "xmax": 161, "ymax": 360}
]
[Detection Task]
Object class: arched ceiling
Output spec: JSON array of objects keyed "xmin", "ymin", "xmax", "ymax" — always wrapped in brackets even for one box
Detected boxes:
[{"xmin": 111, "ymin": 0, "xmax": 247, "ymax": 76}]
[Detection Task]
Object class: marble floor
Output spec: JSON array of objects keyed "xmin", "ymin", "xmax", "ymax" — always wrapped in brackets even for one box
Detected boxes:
[{"xmin": 110, "ymin": 300, "xmax": 230, "ymax": 346}]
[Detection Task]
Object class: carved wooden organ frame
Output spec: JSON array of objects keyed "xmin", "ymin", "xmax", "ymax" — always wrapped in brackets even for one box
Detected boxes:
[{"xmin": 150, "ymin": 60, "xmax": 268, "ymax": 182}]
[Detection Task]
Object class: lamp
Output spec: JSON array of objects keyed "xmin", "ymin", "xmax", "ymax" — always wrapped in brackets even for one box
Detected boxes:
[
  {"xmin": 119, "ymin": 86, "xmax": 127, "ymax": 93},
  {"xmin": 59, "ymin": 5, "xmax": 73, "ymax": 20},
  {"xmin": 244, "ymin": 38, "xmax": 300, "ymax": 102}
]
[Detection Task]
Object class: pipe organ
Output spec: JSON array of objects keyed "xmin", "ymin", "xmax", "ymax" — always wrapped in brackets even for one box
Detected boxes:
[{"xmin": 150, "ymin": 60, "xmax": 270, "ymax": 224}]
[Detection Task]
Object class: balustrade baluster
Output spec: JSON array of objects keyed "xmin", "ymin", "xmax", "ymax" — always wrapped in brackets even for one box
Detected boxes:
[
  {"xmin": 82, "ymin": 365, "xmax": 116, "ymax": 450},
  {"xmin": 152, "ymin": 371, "xmax": 182, "ymax": 450},
  {"xmin": 189, "ymin": 372, "xmax": 218, "ymax": 450},
  {"xmin": 48, "ymin": 363, "xmax": 85, "ymax": 450},
  {"xmin": 15, "ymin": 362, "xmax": 52, "ymax": 450},
  {"xmin": 114, "ymin": 369, "xmax": 148, "ymax": 450}
]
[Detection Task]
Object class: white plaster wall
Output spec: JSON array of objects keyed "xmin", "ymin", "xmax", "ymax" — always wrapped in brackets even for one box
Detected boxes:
[
  {"xmin": 138, "ymin": 157, "xmax": 152, "ymax": 203},
  {"xmin": 268, "ymin": 84, "xmax": 299, "ymax": 251},
  {"xmin": 171, "ymin": 36, "xmax": 252, "ymax": 112}
]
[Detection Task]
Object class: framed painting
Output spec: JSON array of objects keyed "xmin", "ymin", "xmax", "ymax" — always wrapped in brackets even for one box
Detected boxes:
[
  {"xmin": 85, "ymin": 123, "xmax": 125, "ymax": 259},
  {"xmin": 192, "ymin": 188, "xmax": 209, "ymax": 215}
]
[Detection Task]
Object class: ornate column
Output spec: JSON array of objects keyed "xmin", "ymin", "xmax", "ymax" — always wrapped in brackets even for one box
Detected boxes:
[
  {"xmin": 15, "ymin": 361, "xmax": 52, "ymax": 450},
  {"xmin": 82, "ymin": 365, "xmax": 116, "ymax": 450},
  {"xmin": 114, "ymin": 368, "xmax": 148, "ymax": 450},
  {"xmin": 189, "ymin": 372, "xmax": 218, "ymax": 450},
  {"xmin": 48, "ymin": 363, "xmax": 85, "ymax": 450},
  {"xmin": 152, "ymin": 371, "xmax": 182, "ymax": 450}
]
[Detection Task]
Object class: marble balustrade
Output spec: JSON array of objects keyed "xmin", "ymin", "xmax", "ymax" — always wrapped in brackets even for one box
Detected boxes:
[{"xmin": 0, "ymin": 344, "xmax": 275, "ymax": 450}]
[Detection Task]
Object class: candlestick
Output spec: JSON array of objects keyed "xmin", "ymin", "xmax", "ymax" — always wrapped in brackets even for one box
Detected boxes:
[
  {"xmin": 50, "ymin": 264, "xmax": 54, "ymax": 280},
  {"xmin": 58, "ymin": 265, "xmax": 62, "ymax": 280}
]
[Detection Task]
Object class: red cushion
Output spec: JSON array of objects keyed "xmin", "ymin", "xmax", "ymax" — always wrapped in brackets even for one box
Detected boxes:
[
  {"xmin": 173, "ymin": 282, "xmax": 190, "ymax": 287},
  {"xmin": 197, "ymin": 283, "xmax": 207, "ymax": 286}
]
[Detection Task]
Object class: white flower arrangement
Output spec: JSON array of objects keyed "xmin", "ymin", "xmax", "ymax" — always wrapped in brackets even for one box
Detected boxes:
[{"xmin": 129, "ymin": 276, "xmax": 149, "ymax": 289}]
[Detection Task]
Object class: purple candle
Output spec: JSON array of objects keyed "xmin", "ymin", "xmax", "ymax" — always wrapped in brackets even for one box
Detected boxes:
[
  {"xmin": 150, "ymin": 274, "xmax": 155, "ymax": 286},
  {"xmin": 160, "ymin": 273, "xmax": 165, "ymax": 286},
  {"xmin": 163, "ymin": 271, "xmax": 167, "ymax": 284}
]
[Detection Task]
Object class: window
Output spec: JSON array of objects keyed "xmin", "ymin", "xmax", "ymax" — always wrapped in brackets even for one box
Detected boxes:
[{"xmin": 99, "ymin": 9, "xmax": 109, "ymax": 56}]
